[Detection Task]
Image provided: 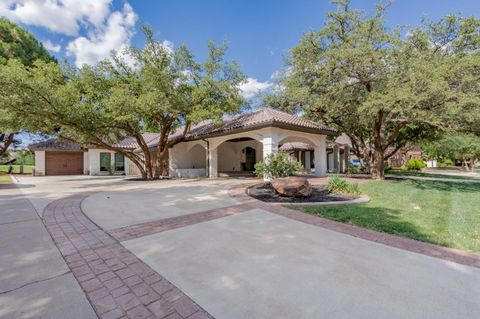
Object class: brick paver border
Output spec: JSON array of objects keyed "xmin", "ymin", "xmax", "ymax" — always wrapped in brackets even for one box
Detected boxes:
[
  {"xmin": 229, "ymin": 183, "xmax": 480, "ymax": 269},
  {"xmin": 108, "ymin": 203, "xmax": 253, "ymax": 242},
  {"xmin": 43, "ymin": 192, "xmax": 213, "ymax": 319}
]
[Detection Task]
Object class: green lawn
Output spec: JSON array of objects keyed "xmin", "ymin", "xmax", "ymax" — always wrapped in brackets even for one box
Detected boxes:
[
  {"xmin": 0, "ymin": 172, "xmax": 12, "ymax": 184},
  {"xmin": 388, "ymin": 169, "xmax": 480, "ymax": 180},
  {"xmin": 293, "ymin": 179, "xmax": 480, "ymax": 252},
  {"xmin": 0, "ymin": 165, "xmax": 34, "ymax": 174}
]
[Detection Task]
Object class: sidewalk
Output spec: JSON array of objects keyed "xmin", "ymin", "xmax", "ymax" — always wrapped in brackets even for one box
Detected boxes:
[{"xmin": 0, "ymin": 183, "xmax": 97, "ymax": 319}]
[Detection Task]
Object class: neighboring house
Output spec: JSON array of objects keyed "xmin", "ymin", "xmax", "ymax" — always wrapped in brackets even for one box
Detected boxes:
[
  {"xmin": 29, "ymin": 108, "xmax": 337, "ymax": 178},
  {"xmin": 387, "ymin": 145, "xmax": 423, "ymax": 168}
]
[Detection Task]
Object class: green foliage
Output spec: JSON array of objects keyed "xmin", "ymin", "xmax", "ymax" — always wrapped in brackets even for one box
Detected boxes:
[
  {"xmin": 406, "ymin": 159, "xmax": 426, "ymax": 171},
  {"xmin": 422, "ymin": 133, "xmax": 480, "ymax": 170},
  {"xmin": 0, "ymin": 18, "xmax": 55, "ymax": 157},
  {"xmin": 345, "ymin": 164, "xmax": 360, "ymax": 176},
  {"xmin": 327, "ymin": 175, "xmax": 360, "ymax": 195},
  {"xmin": 267, "ymin": 0, "xmax": 480, "ymax": 179},
  {"xmin": 383, "ymin": 164, "xmax": 393, "ymax": 173},
  {"xmin": 0, "ymin": 164, "xmax": 34, "ymax": 174},
  {"xmin": 0, "ymin": 26, "xmax": 246, "ymax": 179},
  {"xmin": 13, "ymin": 149, "xmax": 34, "ymax": 165},
  {"xmin": 254, "ymin": 151, "xmax": 303, "ymax": 179},
  {"xmin": 0, "ymin": 18, "xmax": 55, "ymax": 66}
]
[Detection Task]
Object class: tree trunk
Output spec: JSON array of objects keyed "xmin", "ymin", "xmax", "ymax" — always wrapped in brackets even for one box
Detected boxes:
[
  {"xmin": 154, "ymin": 148, "xmax": 169, "ymax": 177},
  {"xmin": 371, "ymin": 150, "xmax": 385, "ymax": 180},
  {"xmin": 161, "ymin": 148, "xmax": 169, "ymax": 176},
  {"xmin": 0, "ymin": 133, "xmax": 15, "ymax": 156}
]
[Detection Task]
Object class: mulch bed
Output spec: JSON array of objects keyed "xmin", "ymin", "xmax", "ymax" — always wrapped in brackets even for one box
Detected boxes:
[{"xmin": 247, "ymin": 182, "xmax": 357, "ymax": 203}]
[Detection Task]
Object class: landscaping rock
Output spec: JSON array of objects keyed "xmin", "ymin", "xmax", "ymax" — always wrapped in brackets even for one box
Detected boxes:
[{"xmin": 271, "ymin": 176, "xmax": 312, "ymax": 197}]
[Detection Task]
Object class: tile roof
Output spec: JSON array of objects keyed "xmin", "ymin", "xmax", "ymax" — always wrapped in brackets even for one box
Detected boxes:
[
  {"xmin": 112, "ymin": 133, "xmax": 160, "ymax": 149},
  {"xmin": 29, "ymin": 109, "xmax": 336, "ymax": 151},
  {"xmin": 29, "ymin": 138, "xmax": 86, "ymax": 151},
  {"xmin": 182, "ymin": 108, "xmax": 336, "ymax": 140}
]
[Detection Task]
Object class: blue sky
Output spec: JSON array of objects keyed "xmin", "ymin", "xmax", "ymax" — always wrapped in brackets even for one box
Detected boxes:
[{"xmin": 1, "ymin": 0, "xmax": 480, "ymax": 97}]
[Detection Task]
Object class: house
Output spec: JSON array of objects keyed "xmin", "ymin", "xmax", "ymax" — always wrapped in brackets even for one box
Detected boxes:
[
  {"xmin": 387, "ymin": 145, "xmax": 423, "ymax": 168},
  {"xmin": 29, "ymin": 108, "xmax": 337, "ymax": 178}
]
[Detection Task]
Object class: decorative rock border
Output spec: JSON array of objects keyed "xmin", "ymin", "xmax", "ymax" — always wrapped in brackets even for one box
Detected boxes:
[
  {"xmin": 43, "ymin": 192, "xmax": 213, "ymax": 319},
  {"xmin": 245, "ymin": 183, "xmax": 370, "ymax": 206},
  {"xmin": 229, "ymin": 183, "xmax": 480, "ymax": 269}
]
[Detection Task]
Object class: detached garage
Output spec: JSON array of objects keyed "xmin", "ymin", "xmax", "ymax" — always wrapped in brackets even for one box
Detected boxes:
[{"xmin": 29, "ymin": 139, "xmax": 88, "ymax": 176}]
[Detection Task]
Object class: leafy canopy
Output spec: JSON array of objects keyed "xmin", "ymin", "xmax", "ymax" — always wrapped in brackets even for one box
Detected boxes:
[
  {"xmin": 0, "ymin": 17, "xmax": 55, "ymax": 156},
  {"xmin": 0, "ymin": 26, "xmax": 246, "ymax": 179},
  {"xmin": 267, "ymin": 0, "xmax": 480, "ymax": 179},
  {"xmin": 422, "ymin": 133, "xmax": 480, "ymax": 169},
  {"xmin": 0, "ymin": 17, "xmax": 55, "ymax": 66}
]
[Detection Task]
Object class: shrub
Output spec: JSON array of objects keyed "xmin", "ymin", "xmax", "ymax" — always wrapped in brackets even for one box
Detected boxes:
[
  {"xmin": 254, "ymin": 151, "xmax": 303, "ymax": 179},
  {"xmin": 406, "ymin": 159, "xmax": 426, "ymax": 171},
  {"xmin": 345, "ymin": 164, "xmax": 360, "ymax": 176},
  {"xmin": 327, "ymin": 175, "xmax": 360, "ymax": 195}
]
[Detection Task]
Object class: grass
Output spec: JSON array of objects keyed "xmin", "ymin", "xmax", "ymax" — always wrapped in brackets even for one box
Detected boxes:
[
  {"xmin": 293, "ymin": 179, "xmax": 480, "ymax": 252},
  {"xmin": 0, "ymin": 172, "xmax": 12, "ymax": 184},
  {"xmin": 0, "ymin": 165, "xmax": 34, "ymax": 174},
  {"xmin": 388, "ymin": 169, "xmax": 480, "ymax": 180}
]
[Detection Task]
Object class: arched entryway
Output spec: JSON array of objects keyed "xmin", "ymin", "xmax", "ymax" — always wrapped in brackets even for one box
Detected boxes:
[{"xmin": 215, "ymin": 137, "xmax": 263, "ymax": 175}]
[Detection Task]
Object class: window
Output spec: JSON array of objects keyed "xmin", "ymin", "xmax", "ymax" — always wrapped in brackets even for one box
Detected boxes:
[
  {"xmin": 100, "ymin": 152, "xmax": 111, "ymax": 172},
  {"xmin": 114, "ymin": 153, "xmax": 125, "ymax": 171}
]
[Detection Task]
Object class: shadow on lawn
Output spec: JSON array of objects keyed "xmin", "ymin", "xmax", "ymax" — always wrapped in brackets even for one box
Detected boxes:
[
  {"xmin": 405, "ymin": 179, "xmax": 480, "ymax": 193},
  {"xmin": 305, "ymin": 204, "xmax": 450, "ymax": 248}
]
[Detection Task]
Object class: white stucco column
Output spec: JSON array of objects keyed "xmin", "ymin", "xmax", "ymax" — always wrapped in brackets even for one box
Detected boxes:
[
  {"xmin": 261, "ymin": 130, "xmax": 278, "ymax": 181},
  {"xmin": 333, "ymin": 144, "xmax": 340, "ymax": 173},
  {"xmin": 208, "ymin": 147, "xmax": 218, "ymax": 178},
  {"xmin": 305, "ymin": 151, "xmax": 311, "ymax": 171},
  {"xmin": 262, "ymin": 131, "xmax": 278, "ymax": 161},
  {"xmin": 314, "ymin": 136, "xmax": 327, "ymax": 177}
]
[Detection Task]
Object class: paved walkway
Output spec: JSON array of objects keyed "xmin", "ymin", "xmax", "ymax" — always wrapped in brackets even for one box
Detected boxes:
[
  {"xmin": 7, "ymin": 176, "xmax": 480, "ymax": 319},
  {"xmin": 0, "ymin": 183, "xmax": 96, "ymax": 319}
]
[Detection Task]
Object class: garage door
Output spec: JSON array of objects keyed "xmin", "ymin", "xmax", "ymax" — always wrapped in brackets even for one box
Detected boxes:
[{"xmin": 45, "ymin": 151, "xmax": 84, "ymax": 175}]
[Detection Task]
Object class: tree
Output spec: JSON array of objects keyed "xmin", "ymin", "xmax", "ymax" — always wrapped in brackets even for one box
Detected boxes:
[
  {"xmin": 0, "ymin": 18, "xmax": 55, "ymax": 157},
  {"xmin": 422, "ymin": 134, "xmax": 480, "ymax": 170},
  {"xmin": 0, "ymin": 27, "xmax": 245, "ymax": 179},
  {"xmin": 267, "ymin": 0, "xmax": 480, "ymax": 179}
]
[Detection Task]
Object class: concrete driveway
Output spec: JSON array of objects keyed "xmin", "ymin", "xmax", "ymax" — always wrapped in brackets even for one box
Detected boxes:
[
  {"xmin": 78, "ymin": 178, "xmax": 480, "ymax": 319},
  {"xmin": 0, "ymin": 178, "xmax": 97, "ymax": 319}
]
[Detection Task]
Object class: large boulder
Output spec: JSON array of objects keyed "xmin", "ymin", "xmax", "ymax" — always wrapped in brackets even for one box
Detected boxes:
[{"xmin": 271, "ymin": 176, "xmax": 312, "ymax": 197}]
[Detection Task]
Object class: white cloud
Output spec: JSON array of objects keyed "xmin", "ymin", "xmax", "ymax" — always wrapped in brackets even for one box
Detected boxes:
[
  {"xmin": 1, "ymin": 0, "xmax": 139, "ymax": 67},
  {"xmin": 0, "ymin": 0, "xmax": 112, "ymax": 36},
  {"xmin": 42, "ymin": 39, "xmax": 61, "ymax": 53},
  {"xmin": 66, "ymin": 3, "xmax": 137, "ymax": 67},
  {"xmin": 239, "ymin": 78, "xmax": 273, "ymax": 99}
]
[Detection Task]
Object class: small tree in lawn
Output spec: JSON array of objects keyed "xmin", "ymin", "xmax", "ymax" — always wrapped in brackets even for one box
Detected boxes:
[
  {"xmin": 255, "ymin": 151, "xmax": 304, "ymax": 179},
  {"xmin": 266, "ymin": 0, "xmax": 480, "ymax": 180}
]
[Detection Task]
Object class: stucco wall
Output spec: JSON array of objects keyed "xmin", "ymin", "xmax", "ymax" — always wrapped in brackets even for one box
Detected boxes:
[
  {"xmin": 34, "ymin": 151, "xmax": 45, "ymax": 175},
  {"xmin": 83, "ymin": 152, "xmax": 90, "ymax": 175},
  {"xmin": 170, "ymin": 142, "xmax": 207, "ymax": 170},
  {"xmin": 125, "ymin": 157, "xmax": 141, "ymax": 176},
  {"xmin": 217, "ymin": 140, "xmax": 263, "ymax": 172}
]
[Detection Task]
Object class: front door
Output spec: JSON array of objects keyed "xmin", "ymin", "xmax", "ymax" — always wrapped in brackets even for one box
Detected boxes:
[{"xmin": 245, "ymin": 147, "xmax": 256, "ymax": 171}]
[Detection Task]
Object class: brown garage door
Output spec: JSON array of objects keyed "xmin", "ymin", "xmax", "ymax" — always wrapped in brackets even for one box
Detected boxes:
[{"xmin": 45, "ymin": 151, "xmax": 84, "ymax": 175}]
